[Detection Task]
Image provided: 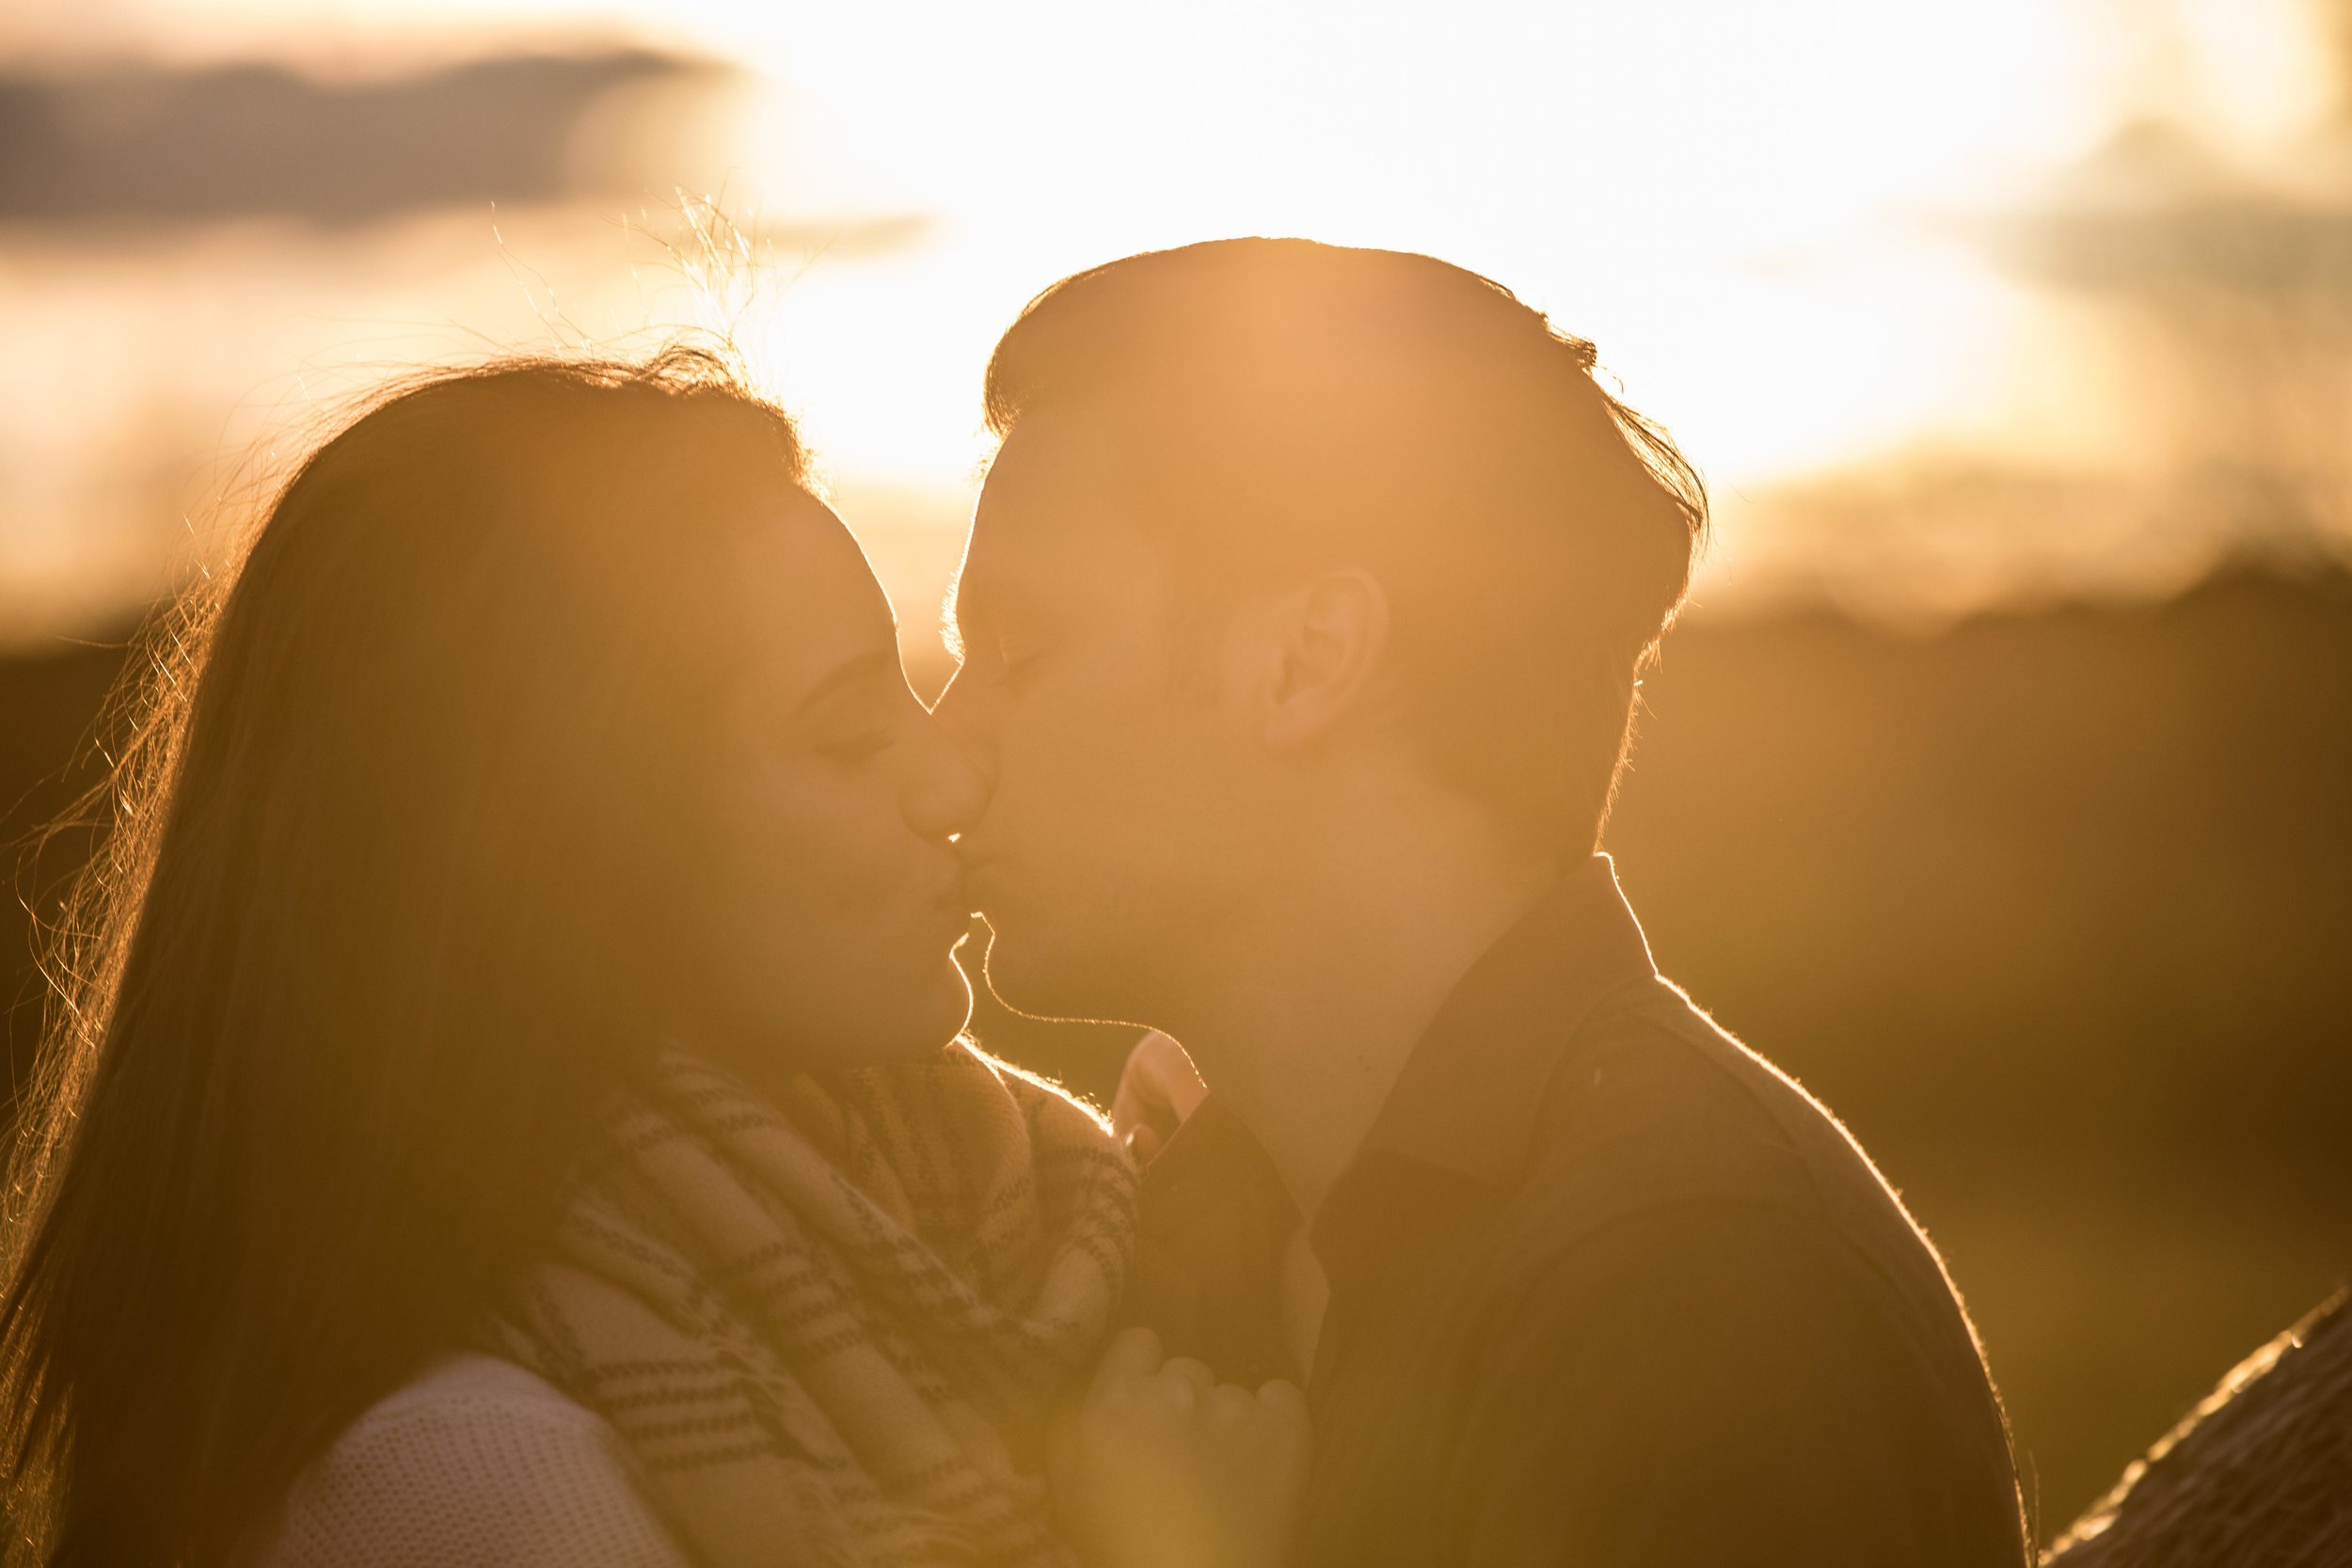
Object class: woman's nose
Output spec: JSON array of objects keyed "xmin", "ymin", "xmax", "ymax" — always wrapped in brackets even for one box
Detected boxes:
[{"xmin": 901, "ymin": 710, "xmax": 992, "ymax": 842}]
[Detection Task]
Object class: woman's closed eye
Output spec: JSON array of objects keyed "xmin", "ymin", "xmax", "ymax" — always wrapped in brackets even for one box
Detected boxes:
[
  {"xmin": 784, "ymin": 646, "xmax": 917, "ymax": 768},
  {"xmin": 813, "ymin": 722, "xmax": 893, "ymax": 766},
  {"xmin": 793, "ymin": 680, "xmax": 900, "ymax": 767}
]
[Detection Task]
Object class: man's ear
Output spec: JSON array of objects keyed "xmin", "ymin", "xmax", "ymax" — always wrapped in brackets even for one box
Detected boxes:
[{"xmin": 1231, "ymin": 568, "xmax": 1392, "ymax": 751}]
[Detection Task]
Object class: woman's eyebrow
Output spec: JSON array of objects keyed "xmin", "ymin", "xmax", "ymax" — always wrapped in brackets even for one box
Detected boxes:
[{"xmin": 788, "ymin": 648, "xmax": 897, "ymax": 719}]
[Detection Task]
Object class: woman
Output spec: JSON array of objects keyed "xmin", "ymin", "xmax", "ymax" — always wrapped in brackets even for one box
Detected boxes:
[{"xmin": 0, "ymin": 350, "xmax": 1304, "ymax": 1567}]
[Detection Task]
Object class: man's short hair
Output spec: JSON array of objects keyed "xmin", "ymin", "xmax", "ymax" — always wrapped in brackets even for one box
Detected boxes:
[{"xmin": 983, "ymin": 236, "xmax": 1707, "ymax": 852}]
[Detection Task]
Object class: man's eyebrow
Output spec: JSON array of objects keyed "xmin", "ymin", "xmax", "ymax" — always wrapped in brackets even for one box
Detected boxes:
[{"xmin": 789, "ymin": 648, "xmax": 896, "ymax": 719}]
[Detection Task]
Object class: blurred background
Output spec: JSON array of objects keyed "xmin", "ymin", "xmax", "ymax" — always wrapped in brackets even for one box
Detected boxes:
[{"xmin": 2, "ymin": 0, "xmax": 2348, "ymax": 1542}]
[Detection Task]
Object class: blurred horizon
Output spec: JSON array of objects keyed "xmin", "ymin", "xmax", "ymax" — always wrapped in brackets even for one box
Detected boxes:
[{"xmin": 8, "ymin": 0, "xmax": 2352, "ymax": 650}]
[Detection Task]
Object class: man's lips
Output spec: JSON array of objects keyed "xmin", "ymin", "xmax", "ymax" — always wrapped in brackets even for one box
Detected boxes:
[{"xmin": 930, "ymin": 867, "xmax": 974, "ymax": 913}]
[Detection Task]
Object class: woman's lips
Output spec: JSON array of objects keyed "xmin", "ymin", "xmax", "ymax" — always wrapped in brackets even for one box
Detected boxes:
[{"xmin": 933, "ymin": 866, "xmax": 980, "ymax": 921}]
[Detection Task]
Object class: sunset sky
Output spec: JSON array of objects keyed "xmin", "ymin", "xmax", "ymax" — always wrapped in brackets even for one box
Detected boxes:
[{"xmin": 3, "ymin": 0, "xmax": 2347, "ymax": 642}]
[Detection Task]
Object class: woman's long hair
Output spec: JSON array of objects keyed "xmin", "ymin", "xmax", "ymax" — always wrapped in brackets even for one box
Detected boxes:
[{"xmin": 0, "ymin": 349, "xmax": 809, "ymax": 1565}]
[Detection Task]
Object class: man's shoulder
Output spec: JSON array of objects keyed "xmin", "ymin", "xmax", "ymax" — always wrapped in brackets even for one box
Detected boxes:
[
  {"xmin": 1462, "ymin": 986, "xmax": 2027, "ymax": 1560},
  {"xmin": 1523, "ymin": 976, "xmax": 1907, "ymax": 1223},
  {"xmin": 1497, "ymin": 976, "xmax": 1971, "ymax": 1338}
]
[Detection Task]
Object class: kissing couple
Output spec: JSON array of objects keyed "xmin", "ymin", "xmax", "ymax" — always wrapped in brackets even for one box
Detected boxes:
[{"xmin": 1, "ymin": 238, "xmax": 2030, "ymax": 1568}]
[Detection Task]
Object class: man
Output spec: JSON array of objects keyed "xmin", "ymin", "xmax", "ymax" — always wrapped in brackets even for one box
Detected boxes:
[{"xmin": 935, "ymin": 237, "xmax": 2029, "ymax": 1565}]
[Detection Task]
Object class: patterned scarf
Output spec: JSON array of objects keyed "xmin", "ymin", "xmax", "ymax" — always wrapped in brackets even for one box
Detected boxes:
[{"xmin": 485, "ymin": 1041, "xmax": 1137, "ymax": 1568}]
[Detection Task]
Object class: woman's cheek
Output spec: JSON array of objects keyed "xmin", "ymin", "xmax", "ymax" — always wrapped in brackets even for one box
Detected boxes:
[
  {"xmin": 799, "ymin": 780, "xmax": 906, "ymax": 922},
  {"xmin": 765, "ymin": 773, "xmax": 930, "ymax": 993},
  {"xmin": 671, "ymin": 761, "xmax": 930, "ymax": 1068}
]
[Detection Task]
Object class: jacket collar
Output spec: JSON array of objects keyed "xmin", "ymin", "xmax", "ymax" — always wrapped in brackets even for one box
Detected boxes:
[
  {"xmin": 1351, "ymin": 852, "xmax": 1656, "ymax": 1192},
  {"xmin": 1308, "ymin": 854, "xmax": 1657, "ymax": 1290}
]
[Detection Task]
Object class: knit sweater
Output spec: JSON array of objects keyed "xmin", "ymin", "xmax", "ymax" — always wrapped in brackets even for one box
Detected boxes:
[{"xmin": 235, "ymin": 1354, "xmax": 696, "ymax": 1568}]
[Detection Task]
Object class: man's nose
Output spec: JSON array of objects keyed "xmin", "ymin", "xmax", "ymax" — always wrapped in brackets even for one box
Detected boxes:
[{"xmin": 903, "ymin": 697, "xmax": 993, "ymax": 841}]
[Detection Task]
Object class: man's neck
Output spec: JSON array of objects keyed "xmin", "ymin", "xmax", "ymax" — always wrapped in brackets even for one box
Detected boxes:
[{"xmin": 1161, "ymin": 802, "xmax": 1558, "ymax": 1223}]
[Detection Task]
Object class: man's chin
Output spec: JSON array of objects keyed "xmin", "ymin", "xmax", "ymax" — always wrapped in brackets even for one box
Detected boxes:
[{"xmin": 977, "ymin": 922, "xmax": 1120, "ymax": 1025}]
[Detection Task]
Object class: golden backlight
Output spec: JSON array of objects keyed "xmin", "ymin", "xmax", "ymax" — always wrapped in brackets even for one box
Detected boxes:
[{"xmin": 4, "ymin": 0, "xmax": 2351, "ymax": 1543}]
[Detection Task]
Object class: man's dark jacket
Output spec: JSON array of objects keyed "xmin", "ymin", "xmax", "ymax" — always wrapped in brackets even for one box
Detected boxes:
[{"xmin": 1128, "ymin": 856, "xmax": 2030, "ymax": 1567}]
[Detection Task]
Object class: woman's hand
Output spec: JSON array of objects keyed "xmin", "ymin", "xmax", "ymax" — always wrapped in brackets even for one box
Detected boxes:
[
  {"xmin": 1050, "ymin": 1326, "xmax": 1311, "ymax": 1568},
  {"xmin": 1109, "ymin": 1032, "xmax": 1208, "ymax": 1165}
]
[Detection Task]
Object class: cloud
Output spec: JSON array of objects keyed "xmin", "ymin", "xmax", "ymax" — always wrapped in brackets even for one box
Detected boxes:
[{"xmin": 0, "ymin": 50, "xmax": 740, "ymax": 228}]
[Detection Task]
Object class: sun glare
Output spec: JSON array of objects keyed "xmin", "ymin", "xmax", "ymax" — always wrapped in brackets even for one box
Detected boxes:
[{"xmin": 0, "ymin": 0, "xmax": 2344, "ymax": 639}]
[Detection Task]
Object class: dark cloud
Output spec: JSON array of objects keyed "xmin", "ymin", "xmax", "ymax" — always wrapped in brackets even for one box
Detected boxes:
[{"xmin": 0, "ymin": 50, "xmax": 738, "ymax": 227}]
